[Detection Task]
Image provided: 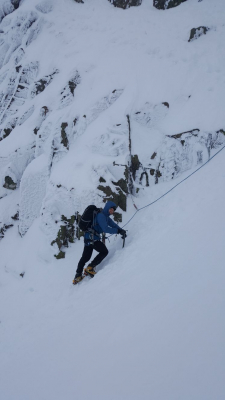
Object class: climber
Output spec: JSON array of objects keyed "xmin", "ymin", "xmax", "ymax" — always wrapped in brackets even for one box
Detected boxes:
[{"xmin": 73, "ymin": 200, "xmax": 126, "ymax": 284}]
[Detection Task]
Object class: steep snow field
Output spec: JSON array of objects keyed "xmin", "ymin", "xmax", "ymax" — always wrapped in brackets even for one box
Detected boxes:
[
  {"xmin": 0, "ymin": 0, "xmax": 225, "ymax": 398},
  {"xmin": 0, "ymin": 143, "xmax": 225, "ymax": 400}
]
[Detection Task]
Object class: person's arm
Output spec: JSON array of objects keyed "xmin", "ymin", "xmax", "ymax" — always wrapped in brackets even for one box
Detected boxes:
[
  {"xmin": 108, "ymin": 217, "xmax": 120, "ymax": 230},
  {"xmin": 106, "ymin": 217, "xmax": 127, "ymax": 237},
  {"xmin": 97, "ymin": 213, "xmax": 118, "ymax": 234}
]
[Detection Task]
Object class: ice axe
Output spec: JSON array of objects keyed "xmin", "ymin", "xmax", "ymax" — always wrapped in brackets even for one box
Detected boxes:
[{"xmin": 122, "ymin": 231, "xmax": 127, "ymax": 248}]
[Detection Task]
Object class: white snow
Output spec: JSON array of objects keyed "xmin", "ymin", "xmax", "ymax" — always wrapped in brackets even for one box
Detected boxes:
[
  {"xmin": 0, "ymin": 0, "xmax": 225, "ymax": 398},
  {"xmin": 19, "ymin": 153, "xmax": 49, "ymax": 236},
  {"xmin": 1, "ymin": 146, "xmax": 225, "ymax": 400}
]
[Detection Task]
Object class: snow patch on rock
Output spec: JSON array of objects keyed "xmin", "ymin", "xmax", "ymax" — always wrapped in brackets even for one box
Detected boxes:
[
  {"xmin": 19, "ymin": 154, "xmax": 49, "ymax": 236},
  {"xmin": 35, "ymin": 1, "xmax": 53, "ymax": 14}
]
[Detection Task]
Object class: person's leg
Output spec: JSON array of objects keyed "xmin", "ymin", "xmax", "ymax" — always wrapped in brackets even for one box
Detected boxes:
[
  {"xmin": 76, "ymin": 245, "xmax": 93, "ymax": 276},
  {"xmin": 89, "ymin": 241, "xmax": 108, "ymax": 267}
]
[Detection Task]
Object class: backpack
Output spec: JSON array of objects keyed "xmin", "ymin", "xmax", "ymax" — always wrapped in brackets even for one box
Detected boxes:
[{"xmin": 78, "ymin": 205, "xmax": 101, "ymax": 232}]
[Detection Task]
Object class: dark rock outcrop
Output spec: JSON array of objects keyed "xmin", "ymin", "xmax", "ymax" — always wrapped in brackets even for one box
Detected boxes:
[
  {"xmin": 33, "ymin": 106, "xmax": 50, "ymax": 135},
  {"xmin": 153, "ymin": 0, "xmax": 187, "ymax": 10},
  {"xmin": 31, "ymin": 70, "xmax": 58, "ymax": 98},
  {"xmin": 108, "ymin": 0, "xmax": 142, "ymax": 9},
  {"xmin": 3, "ymin": 176, "xmax": 17, "ymax": 190},
  {"xmin": 11, "ymin": 0, "xmax": 21, "ymax": 9},
  {"xmin": 61, "ymin": 122, "xmax": 69, "ymax": 149},
  {"xmin": 51, "ymin": 215, "xmax": 76, "ymax": 259},
  {"xmin": 1, "ymin": 119, "xmax": 18, "ymax": 140},
  {"xmin": 54, "ymin": 250, "xmax": 65, "ymax": 259},
  {"xmin": 130, "ymin": 155, "xmax": 141, "ymax": 181},
  {"xmin": 188, "ymin": 26, "xmax": 210, "ymax": 42},
  {"xmin": 59, "ymin": 71, "xmax": 81, "ymax": 108},
  {"xmin": 0, "ymin": 223, "xmax": 13, "ymax": 240},
  {"xmin": 168, "ymin": 128, "xmax": 200, "ymax": 140},
  {"xmin": 218, "ymin": 129, "xmax": 225, "ymax": 136},
  {"xmin": 98, "ymin": 184, "xmax": 127, "ymax": 212},
  {"xmin": 11, "ymin": 211, "xmax": 19, "ymax": 220},
  {"xmin": 98, "ymin": 177, "xmax": 127, "ymax": 212},
  {"xmin": 112, "ymin": 178, "xmax": 128, "ymax": 194}
]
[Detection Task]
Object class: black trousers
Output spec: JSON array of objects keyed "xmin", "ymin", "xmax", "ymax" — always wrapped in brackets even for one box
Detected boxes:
[{"xmin": 76, "ymin": 241, "xmax": 108, "ymax": 276}]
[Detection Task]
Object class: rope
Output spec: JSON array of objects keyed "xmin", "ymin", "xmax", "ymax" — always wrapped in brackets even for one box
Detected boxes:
[
  {"xmin": 129, "ymin": 193, "xmax": 139, "ymax": 210},
  {"xmin": 121, "ymin": 144, "xmax": 225, "ymax": 230}
]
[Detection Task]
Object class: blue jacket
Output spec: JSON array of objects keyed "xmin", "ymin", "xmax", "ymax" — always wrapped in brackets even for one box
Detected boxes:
[{"xmin": 84, "ymin": 201, "xmax": 120, "ymax": 245}]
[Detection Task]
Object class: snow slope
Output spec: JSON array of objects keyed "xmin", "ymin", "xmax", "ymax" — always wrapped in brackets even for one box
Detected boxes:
[
  {"xmin": 0, "ymin": 0, "xmax": 225, "ymax": 398},
  {"xmin": 0, "ymin": 138, "xmax": 225, "ymax": 400}
]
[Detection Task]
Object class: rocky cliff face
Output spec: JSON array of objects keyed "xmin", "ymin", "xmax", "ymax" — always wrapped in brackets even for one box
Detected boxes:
[{"xmin": 0, "ymin": 0, "xmax": 224, "ymax": 258}]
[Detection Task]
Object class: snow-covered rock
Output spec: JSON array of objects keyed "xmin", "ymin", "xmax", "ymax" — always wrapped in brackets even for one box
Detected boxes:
[
  {"xmin": 188, "ymin": 26, "xmax": 210, "ymax": 42},
  {"xmin": 35, "ymin": 1, "xmax": 53, "ymax": 14},
  {"xmin": 0, "ymin": 0, "xmax": 21, "ymax": 24},
  {"xmin": 19, "ymin": 154, "xmax": 49, "ymax": 236},
  {"xmin": 0, "ymin": 142, "xmax": 35, "ymax": 198},
  {"xmin": 153, "ymin": 0, "xmax": 187, "ymax": 10},
  {"xmin": 109, "ymin": 0, "xmax": 142, "ymax": 9}
]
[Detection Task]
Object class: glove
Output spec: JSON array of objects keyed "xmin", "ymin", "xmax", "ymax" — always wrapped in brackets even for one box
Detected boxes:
[{"xmin": 118, "ymin": 228, "xmax": 127, "ymax": 238}]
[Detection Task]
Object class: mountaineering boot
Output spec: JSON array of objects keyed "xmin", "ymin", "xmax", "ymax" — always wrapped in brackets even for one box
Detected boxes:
[
  {"xmin": 84, "ymin": 265, "xmax": 96, "ymax": 277},
  {"xmin": 73, "ymin": 274, "xmax": 84, "ymax": 285}
]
